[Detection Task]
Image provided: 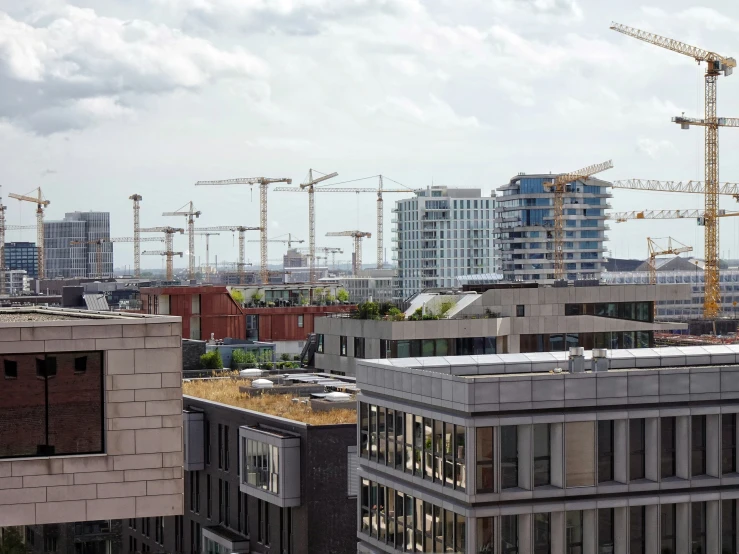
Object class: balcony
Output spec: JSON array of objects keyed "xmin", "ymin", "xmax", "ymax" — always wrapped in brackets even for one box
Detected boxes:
[{"xmin": 240, "ymin": 426, "xmax": 301, "ymax": 507}]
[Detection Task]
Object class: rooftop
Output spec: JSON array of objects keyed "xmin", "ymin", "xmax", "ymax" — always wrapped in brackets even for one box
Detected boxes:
[
  {"xmin": 183, "ymin": 377, "xmax": 357, "ymax": 426},
  {"xmin": 0, "ymin": 307, "xmax": 174, "ymax": 323}
]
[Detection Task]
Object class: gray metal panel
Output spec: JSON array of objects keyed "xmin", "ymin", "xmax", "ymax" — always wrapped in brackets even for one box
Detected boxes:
[{"xmin": 183, "ymin": 410, "xmax": 205, "ymax": 472}]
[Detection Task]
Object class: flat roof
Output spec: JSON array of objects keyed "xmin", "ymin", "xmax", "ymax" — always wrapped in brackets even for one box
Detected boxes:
[
  {"xmin": 0, "ymin": 307, "xmax": 178, "ymax": 324},
  {"xmin": 359, "ymin": 345, "xmax": 739, "ymax": 377}
]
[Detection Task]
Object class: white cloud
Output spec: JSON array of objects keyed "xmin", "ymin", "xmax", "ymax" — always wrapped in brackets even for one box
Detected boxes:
[
  {"xmin": 490, "ymin": 0, "xmax": 583, "ymax": 22},
  {"xmin": 367, "ymin": 94, "xmax": 480, "ymax": 130},
  {"xmin": 0, "ymin": 6, "xmax": 267, "ymax": 133},
  {"xmin": 636, "ymin": 137, "xmax": 677, "ymax": 159},
  {"xmin": 497, "ymin": 77, "xmax": 535, "ymax": 107},
  {"xmin": 641, "ymin": 6, "xmax": 736, "ymax": 31}
]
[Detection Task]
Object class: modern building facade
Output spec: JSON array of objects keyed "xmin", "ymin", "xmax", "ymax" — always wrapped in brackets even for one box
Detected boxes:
[
  {"xmin": 393, "ymin": 186, "xmax": 493, "ymax": 299},
  {"xmin": 339, "ymin": 269, "xmax": 402, "ymax": 304},
  {"xmin": 0, "ymin": 306, "xmax": 183, "ymax": 527},
  {"xmin": 24, "ymin": 519, "xmax": 122, "ymax": 554},
  {"xmin": 314, "ymin": 282, "xmax": 687, "ymax": 376},
  {"xmin": 0, "ymin": 269, "xmax": 29, "ymax": 295},
  {"xmin": 495, "ymin": 173, "xmax": 611, "ymax": 282},
  {"xmin": 5, "ymin": 241, "xmax": 38, "ymax": 278},
  {"xmin": 603, "ymin": 267, "xmax": 739, "ymax": 320},
  {"xmin": 357, "ymin": 345, "xmax": 739, "ymax": 553},
  {"xmin": 123, "ymin": 388, "xmax": 357, "ymax": 554},
  {"xmin": 45, "ymin": 212, "xmax": 112, "ymax": 278}
]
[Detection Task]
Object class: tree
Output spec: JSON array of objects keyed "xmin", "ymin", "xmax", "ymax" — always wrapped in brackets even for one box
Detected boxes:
[
  {"xmin": 337, "ymin": 288, "xmax": 349, "ymax": 303},
  {"xmin": 251, "ymin": 291, "xmax": 263, "ymax": 305},
  {"xmin": 230, "ymin": 289, "xmax": 245, "ymax": 305},
  {"xmin": 0, "ymin": 528, "xmax": 30, "ymax": 554},
  {"xmin": 357, "ymin": 301, "xmax": 380, "ymax": 320}
]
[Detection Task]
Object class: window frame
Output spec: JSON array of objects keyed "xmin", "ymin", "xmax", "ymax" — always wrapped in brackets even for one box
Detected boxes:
[
  {"xmin": 629, "ymin": 419, "xmax": 646, "ymax": 481},
  {"xmin": 340, "ymin": 336, "xmax": 347, "ymax": 356}
]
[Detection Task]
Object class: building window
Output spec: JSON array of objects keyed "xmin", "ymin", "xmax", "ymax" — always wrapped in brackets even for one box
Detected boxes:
[
  {"xmin": 516, "ymin": 304, "xmax": 525, "ymax": 317},
  {"xmin": 205, "ymin": 422, "xmax": 211, "ymax": 466},
  {"xmin": 317, "ymin": 334, "xmax": 324, "ymax": 354},
  {"xmin": 239, "ymin": 492, "xmax": 249, "ymax": 535},
  {"xmin": 245, "ymin": 438, "xmax": 280, "ymax": 494},
  {"xmin": 723, "ymin": 413, "xmax": 736, "ymax": 474},
  {"xmin": 477, "ymin": 517, "xmax": 494, "ymax": 553},
  {"xmin": 598, "ymin": 508, "xmax": 614, "ymax": 554},
  {"xmin": 661, "ymin": 504, "xmax": 676, "ymax": 554},
  {"xmin": 692, "ymin": 415, "xmax": 707, "ymax": 476},
  {"xmin": 692, "ymin": 502, "xmax": 706, "ymax": 554},
  {"xmin": 476, "ymin": 427, "xmax": 494, "ymax": 492},
  {"xmin": 218, "ymin": 424, "xmax": 223, "ymax": 469},
  {"xmin": 224, "ymin": 480, "xmax": 230, "ymax": 527},
  {"xmin": 533, "ymin": 423, "xmax": 550, "ymax": 487},
  {"xmin": 597, "ymin": 420, "xmax": 614, "ymax": 483},
  {"xmin": 630, "ymin": 506, "xmax": 645, "ymax": 554},
  {"xmin": 297, "ymin": 315, "xmax": 304, "ymax": 328},
  {"xmin": 257, "ymin": 499, "xmax": 270, "ymax": 545},
  {"xmin": 280, "ymin": 507, "xmax": 293, "ymax": 553},
  {"xmin": 723, "ymin": 500, "xmax": 737, "ymax": 554},
  {"xmin": 206, "ymin": 475, "xmax": 212, "ymax": 519},
  {"xmin": 218, "ymin": 478, "xmax": 223, "ymax": 523},
  {"xmin": 224, "ymin": 425, "xmax": 230, "ymax": 472},
  {"xmin": 661, "ymin": 417, "xmax": 676, "ymax": 479},
  {"xmin": 0, "ymin": 352, "xmax": 104, "ymax": 459},
  {"xmin": 354, "ymin": 337, "xmax": 365, "ymax": 359},
  {"xmin": 630, "ymin": 419, "xmax": 646, "ymax": 481},
  {"xmin": 340, "ymin": 336, "xmax": 347, "ymax": 356},
  {"xmin": 566, "ymin": 511, "xmax": 583, "ymax": 554},
  {"xmin": 43, "ymin": 536, "xmax": 57, "ymax": 551},
  {"xmin": 566, "ymin": 421, "xmax": 595, "ymax": 487},
  {"xmin": 501, "ymin": 514, "xmax": 518, "ymax": 554},
  {"xmin": 175, "ymin": 515, "xmax": 183, "ymax": 553},
  {"xmin": 534, "ymin": 512, "xmax": 550, "ymax": 554},
  {"xmin": 500, "ymin": 425, "xmax": 518, "ymax": 489}
]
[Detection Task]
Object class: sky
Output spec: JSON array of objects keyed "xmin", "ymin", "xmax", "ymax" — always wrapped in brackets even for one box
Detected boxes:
[{"xmin": 2, "ymin": 0, "xmax": 739, "ymax": 270}]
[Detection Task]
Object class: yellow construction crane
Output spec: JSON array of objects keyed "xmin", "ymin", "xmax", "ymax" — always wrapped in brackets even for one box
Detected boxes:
[
  {"xmin": 612, "ymin": 179, "xmax": 739, "ymax": 201},
  {"xmin": 296, "ymin": 246, "xmax": 343, "ymax": 269},
  {"xmin": 248, "ymin": 233, "xmax": 304, "ymax": 249},
  {"xmin": 140, "ymin": 226, "xmax": 184, "ymax": 281},
  {"xmin": 276, "ymin": 175, "xmax": 416, "ymax": 274},
  {"xmin": 195, "ymin": 176, "xmax": 292, "ymax": 284},
  {"xmin": 297, "ymin": 169, "xmax": 338, "ymax": 284},
  {"xmin": 9, "ymin": 188, "xmax": 50, "ymax": 279},
  {"xmin": 129, "ymin": 194, "xmax": 143, "ymax": 278},
  {"xmin": 647, "ymin": 237, "xmax": 693, "ymax": 285},
  {"xmin": 196, "ymin": 226, "xmax": 260, "ymax": 284},
  {"xmin": 326, "ymin": 231, "xmax": 371, "ymax": 276},
  {"xmin": 163, "ymin": 201, "xmax": 201, "ymax": 280},
  {"xmin": 108, "ymin": 236, "xmax": 164, "ymax": 277},
  {"xmin": 543, "ymin": 160, "xmax": 613, "ymax": 279},
  {"xmin": 610, "ymin": 209, "xmax": 739, "ymax": 222},
  {"xmin": 194, "ymin": 232, "xmax": 220, "ymax": 280},
  {"xmin": 611, "ymin": 22, "xmax": 737, "ymax": 318}
]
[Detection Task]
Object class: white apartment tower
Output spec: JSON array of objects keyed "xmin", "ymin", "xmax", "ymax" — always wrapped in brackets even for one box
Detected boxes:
[
  {"xmin": 393, "ymin": 186, "xmax": 493, "ymax": 299},
  {"xmin": 495, "ymin": 173, "xmax": 611, "ymax": 281}
]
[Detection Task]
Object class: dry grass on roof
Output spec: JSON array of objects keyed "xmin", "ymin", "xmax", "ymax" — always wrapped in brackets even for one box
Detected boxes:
[{"xmin": 183, "ymin": 378, "xmax": 357, "ymax": 426}]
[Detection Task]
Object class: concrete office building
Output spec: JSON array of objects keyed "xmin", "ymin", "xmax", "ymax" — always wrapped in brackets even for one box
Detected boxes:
[
  {"xmin": 357, "ymin": 345, "xmax": 739, "ymax": 553},
  {"xmin": 0, "ymin": 269, "xmax": 29, "ymax": 295},
  {"xmin": 314, "ymin": 282, "xmax": 687, "ymax": 376},
  {"xmin": 495, "ymin": 173, "xmax": 611, "ymax": 282},
  {"xmin": 5, "ymin": 241, "xmax": 38, "ymax": 278},
  {"xmin": 0, "ymin": 306, "xmax": 183, "ymax": 527},
  {"xmin": 45, "ymin": 212, "xmax": 112, "ymax": 278},
  {"xmin": 339, "ymin": 269, "xmax": 402, "ymax": 304},
  {"xmin": 124, "ymin": 376, "xmax": 357, "ymax": 554},
  {"xmin": 393, "ymin": 186, "xmax": 493, "ymax": 299}
]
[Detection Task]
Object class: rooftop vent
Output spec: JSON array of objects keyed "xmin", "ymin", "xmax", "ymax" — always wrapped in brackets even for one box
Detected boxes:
[
  {"xmin": 568, "ymin": 346, "xmax": 585, "ymax": 373},
  {"xmin": 592, "ymin": 348, "xmax": 609, "ymax": 372},
  {"xmin": 239, "ymin": 368, "xmax": 263, "ymax": 378},
  {"xmin": 252, "ymin": 378, "xmax": 274, "ymax": 389},
  {"xmin": 325, "ymin": 391, "xmax": 352, "ymax": 402}
]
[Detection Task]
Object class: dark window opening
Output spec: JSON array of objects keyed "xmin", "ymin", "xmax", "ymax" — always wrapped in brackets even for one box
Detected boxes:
[
  {"xmin": 723, "ymin": 413, "xmax": 736, "ymax": 475},
  {"xmin": 692, "ymin": 415, "xmax": 707, "ymax": 476},
  {"xmin": 661, "ymin": 417, "xmax": 676, "ymax": 479},
  {"xmin": 3, "ymin": 360, "xmax": 17, "ymax": 379},
  {"xmin": 630, "ymin": 419, "xmax": 646, "ymax": 481},
  {"xmin": 74, "ymin": 356, "xmax": 87, "ymax": 374},
  {"xmin": 598, "ymin": 420, "xmax": 614, "ymax": 483}
]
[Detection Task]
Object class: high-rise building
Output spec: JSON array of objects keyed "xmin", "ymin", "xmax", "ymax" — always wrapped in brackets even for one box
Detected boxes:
[
  {"xmin": 393, "ymin": 186, "xmax": 493, "ymax": 299},
  {"xmin": 5, "ymin": 241, "xmax": 38, "ymax": 277},
  {"xmin": 495, "ymin": 173, "xmax": 611, "ymax": 282},
  {"xmin": 44, "ymin": 212, "xmax": 112, "ymax": 278}
]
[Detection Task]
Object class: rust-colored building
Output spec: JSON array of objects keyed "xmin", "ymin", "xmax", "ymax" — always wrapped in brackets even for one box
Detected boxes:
[
  {"xmin": 243, "ymin": 304, "xmax": 355, "ymax": 356},
  {"xmin": 140, "ymin": 285, "xmax": 245, "ymax": 340}
]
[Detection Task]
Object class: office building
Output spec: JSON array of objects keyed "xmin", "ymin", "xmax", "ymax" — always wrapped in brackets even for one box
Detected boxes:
[
  {"xmin": 5, "ymin": 241, "xmax": 39, "ymax": 278},
  {"xmin": 24, "ymin": 520, "xmax": 122, "ymax": 554},
  {"xmin": 357, "ymin": 345, "xmax": 739, "ymax": 553},
  {"xmin": 393, "ymin": 186, "xmax": 493, "ymax": 299},
  {"xmin": 45, "ymin": 212, "xmax": 112, "ymax": 278},
  {"xmin": 0, "ymin": 269, "xmax": 29, "ymax": 295},
  {"xmin": 495, "ymin": 173, "xmax": 611, "ymax": 281},
  {"xmin": 0, "ymin": 306, "xmax": 183, "ymax": 527},
  {"xmin": 123, "ymin": 374, "xmax": 357, "ymax": 554},
  {"xmin": 314, "ymin": 282, "xmax": 687, "ymax": 376},
  {"xmin": 339, "ymin": 269, "xmax": 402, "ymax": 304}
]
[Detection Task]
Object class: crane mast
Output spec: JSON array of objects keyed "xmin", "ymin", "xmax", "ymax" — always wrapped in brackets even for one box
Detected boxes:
[
  {"xmin": 326, "ymin": 231, "xmax": 371, "ymax": 276},
  {"xmin": 611, "ymin": 21, "xmax": 736, "ymax": 318},
  {"xmin": 196, "ymin": 226, "xmax": 260, "ymax": 284},
  {"xmin": 140, "ymin": 227, "xmax": 184, "ymax": 281},
  {"xmin": 299, "ymin": 169, "xmax": 338, "ymax": 284},
  {"xmin": 129, "ymin": 194, "xmax": 142, "ymax": 278},
  {"xmin": 195, "ymin": 176, "xmax": 292, "ymax": 284},
  {"xmin": 163, "ymin": 201, "xmax": 201, "ymax": 280},
  {"xmin": 9, "ymin": 188, "xmax": 49, "ymax": 279}
]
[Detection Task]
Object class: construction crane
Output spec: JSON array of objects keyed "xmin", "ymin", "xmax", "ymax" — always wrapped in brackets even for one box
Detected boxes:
[
  {"xmin": 142, "ymin": 250, "xmax": 183, "ymax": 281},
  {"xmin": 196, "ymin": 226, "xmax": 260, "ymax": 284},
  {"xmin": 543, "ymin": 160, "xmax": 613, "ymax": 279},
  {"xmin": 296, "ymin": 246, "xmax": 343, "ymax": 269},
  {"xmin": 163, "ymin": 201, "xmax": 201, "ymax": 280},
  {"xmin": 195, "ymin": 176, "xmax": 292, "ymax": 284},
  {"xmin": 248, "ymin": 233, "xmax": 304, "ymax": 249},
  {"xmin": 610, "ymin": 209, "xmax": 739, "ymax": 222},
  {"xmin": 296, "ymin": 169, "xmax": 338, "ymax": 284},
  {"xmin": 611, "ymin": 22, "xmax": 737, "ymax": 318},
  {"xmin": 276, "ymin": 176, "xmax": 416, "ymax": 273},
  {"xmin": 108, "ymin": 236, "xmax": 164, "ymax": 276},
  {"xmin": 326, "ymin": 231, "xmax": 371, "ymax": 276},
  {"xmin": 140, "ymin": 226, "xmax": 184, "ymax": 281},
  {"xmin": 612, "ymin": 179, "xmax": 739, "ymax": 200},
  {"xmin": 69, "ymin": 239, "xmax": 108, "ymax": 278},
  {"xmin": 129, "ymin": 194, "xmax": 143, "ymax": 278},
  {"xmin": 9, "ymin": 188, "xmax": 49, "ymax": 279},
  {"xmin": 647, "ymin": 237, "xmax": 693, "ymax": 285},
  {"xmin": 194, "ymin": 232, "xmax": 220, "ymax": 280}
]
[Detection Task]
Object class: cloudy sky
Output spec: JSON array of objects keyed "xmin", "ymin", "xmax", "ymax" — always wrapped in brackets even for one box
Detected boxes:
[{"xmin": 2, "ymin": 0, "xmax": 739, "ymax": 270}]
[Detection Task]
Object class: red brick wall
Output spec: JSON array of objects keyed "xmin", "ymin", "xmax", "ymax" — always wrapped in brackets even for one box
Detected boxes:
[{"xmin": 242, "ymin": 305, "xmax": 355, "ymax": 342}]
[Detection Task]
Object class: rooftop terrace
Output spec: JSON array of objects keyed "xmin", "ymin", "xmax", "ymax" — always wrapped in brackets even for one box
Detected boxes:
[{"xmin": 183, "ymin": 377, "xmax": 357, "ymax": 425}]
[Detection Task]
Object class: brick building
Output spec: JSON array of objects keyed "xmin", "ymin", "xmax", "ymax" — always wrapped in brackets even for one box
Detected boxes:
[{"xmin": 140, "ymin": 285, "xmax": 245, "ymax": 341}]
